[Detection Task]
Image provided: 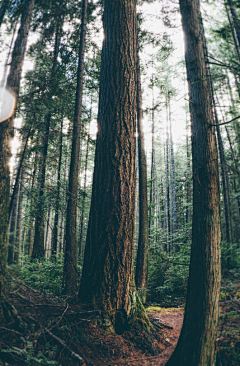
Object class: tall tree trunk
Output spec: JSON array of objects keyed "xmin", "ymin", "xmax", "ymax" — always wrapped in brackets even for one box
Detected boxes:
[
  {"xmin": 0, "ymin": 0, "xmax": 35, "ymax": 321},
  {"xmin": 32, "ymin": 15, "xmax": 63, "ymax": 259},
  {"xmin": 164, "ymin": 102, "xmax": 170, "ymax": 252},
  {"xmin": 79, "ymin": 0, "xmax": 150, "ymax": 335},
  {"xmin": 32, "ymin": 112, "xmax": 51, "ymax": 259},
  {"xmin": 25, "ymin": 151, "xmax": 37, "ymax": 256},
  {"xmin": 14, "ymin": 165, "xmax": 25, "ymax": 264},
  {"xmin": 78, "ymin": 131, "xmax": 90, "ymax": 264},
  {"xmin": 215, "ymin": 111, "xmax": 234, "ymax": 267},
  {"xmin": 186, "ymin": 120, "xmax": 191, "ymax": 225},
  {"xmin": 135, "ymin": 35, "xmax": 149, "ymax": 304},
  {"xmin": 9, "ymin": 121, "xmax": 32, "ymax": 219},
  {"xmin": 169, "ymin": 98, "xmax": 177, "ymax": 238},
  {"xmin": 166, "ymin": 1, "xmax": 221, "ymax": 365},
  {"xmin": 63, "ymin": 0, "xmax": 88, "ymax": 296},
  {"xmin": 8, "ymin": 178, "xmax": 18, "ymax": 265},
  {"xmin": 51, "ymin": 117, "xmax": 63, "ymax": 258}
]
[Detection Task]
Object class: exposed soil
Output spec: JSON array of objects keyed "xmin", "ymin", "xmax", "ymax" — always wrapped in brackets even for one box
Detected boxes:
[{"xmin": 0, "ymin": 274, "xmax": 239, "ymax": 366}]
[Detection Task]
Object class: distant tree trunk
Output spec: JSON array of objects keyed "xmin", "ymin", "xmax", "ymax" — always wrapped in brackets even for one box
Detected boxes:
[
  {"xmin": 215, "ymin": 112, "xmax": 234, "ymax": 267},
  {"xmin": 14, "ymin": 165, "xmax": 25, "ymax": 264},
  {"xmin": 32, "ymin": 15, "xmax": 63, "ymax": 259},
  {"xmin": 164, "ymin": 103, "xmax": 170, "ymax": 252},
  {"xmin": 63, "ymin": 0, "xmax": 88, "ymax": 297},
  {"xmin": 225, "ymin": 126, "xmax": 240, "ymax": 244},
  {"xmin": 0, "ymin": 0, "xmax": 10, "ymax": 28},
  {"xmin": 25, "ymin": 151, "xmax": 37, "ymax": 256},
  {"xmin": 0, "ymin": 0, "xmax": 35, "ymax": 321},
  {"xmin": 169, "ymin": 98, "xmax": 176, "ymax": 238},
  {"xmin": 32, "ymin": 112, "xmax": 51, "ymax": 259},
  {"xmin": 135, "ymin": 36, "xmax": 149, "ymax": 304},
  {"xmin": 8, "ymin": 178, "xmax": 18, "ymax": 265},
  {"xmin": 149, "ymin": 69, "xmax": 155, "ymax": 236},
  {"xmin": 225, "ymin": 2, "xmax": 240, "ymax": 63},
  {"xmin": 78, "ymin": 132, "xmax": 90, "ymax": 264},
  {"xmin": 79, "ymin": 0, "xmax": 150, "ymax": 335},
  {"xmin": 228, "ymin": 0, "xmax": 240, "ymax": 47},
  {"xmin": 149, "ymin": 119, "xmax": 155, "ymax": 234},
  {"xmin": 9, "ymin": 121, "xmax": 32, "ymax": 219},
  {"xmin": 166, "ymin": 1, "xmax": 221, "ymax": 365},
  {"xmin": 51, "ymin": 117, "xmax": 63, "ymax": 258}
]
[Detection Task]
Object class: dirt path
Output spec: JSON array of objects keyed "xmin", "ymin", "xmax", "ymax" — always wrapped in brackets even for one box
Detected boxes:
[{"xmin": 125, "ymin": 308, "xmax": 184, "ymax": 365}]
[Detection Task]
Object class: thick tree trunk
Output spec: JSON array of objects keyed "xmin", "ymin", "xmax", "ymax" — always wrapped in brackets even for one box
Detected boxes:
[
  {"xmin": 135, "ymin": 37, "xmax": 149, "ymax": 304},
  {"xmin": 79, "ymin": 0, "xmax": 150, "ymax": 335},
  {"xmin": 63, "ymin": 0, "xmax": 88, "ymax": 296},
  {"xmin": 0, "ymin": 0, "xmax": 35, "ymax": 321},
  {"xmin": 166, "ymin": 1, "xmax": 221, "ymax": 365}
]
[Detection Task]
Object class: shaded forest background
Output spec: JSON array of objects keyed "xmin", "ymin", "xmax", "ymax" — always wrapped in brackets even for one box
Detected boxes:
[{"xmin": 0, "ymin": 0, "xmax": 240, "ymax": 365}]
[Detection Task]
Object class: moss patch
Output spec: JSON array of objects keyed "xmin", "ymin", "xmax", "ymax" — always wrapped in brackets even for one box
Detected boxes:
[{"xmin": 146, "ymin": 306, "xmax": 180, "ymax": 313}]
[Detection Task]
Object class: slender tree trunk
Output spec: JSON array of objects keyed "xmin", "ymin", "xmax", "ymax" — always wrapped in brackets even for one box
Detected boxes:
[
  {"xmin": 164, "ymin": 103, "xmax": 170, "ymax": 252},
  {"xmin": 225, "ymin": 125, "xmax": 240, "ymax": 244},
  {"xmin": 32, "ymin": 112, "xmax": 51, "ymax": 259},
  {"xmin": 51, "ymin": 117, "xmax": 63, "ymax": 258},
  {"xmin": 0, "ymin": 0, "xmax": 35, "ymax": 321},
  {"xmin": 225, "ymin": 2, "xmax": 240, "ymax": 63},
  {"xmin": 215, "ymin": 111, "xmax": 234, "ymax": 267},
  {"xmin": 32, "ymin": 15, "xmax": 63, "ymax": 259},
  {"xmin": 8, "ymin": 179, "xmax": 18, "ymax": 265},
  {"xmin": 25, "ymin": 151, "xmax": 37, "ymax": 256},
  {"xmin": 166, "ymin": 1, "xmax": 221, "ymax": 365},
  {"xmin": 79, "ymin": 0, "xmax": 150, "ymax": 335},
  {"xmin": 228, "ymin": 0, "xmax": 240, "ymax": 47},
  {"xmin": 9, "ymin": 121, "xmax": 32, "ymax": 219},
  {"xmin": 78, "ymin": 132, "xmax": 90, "ymax": 263},
  {"xmin": 135, "ymin": 35, "xmax": 149, "ymax": 304},
  {"xmin": 169, "ymin": 99, "xmax": 176, "ymax": 238},
  {"xmin": 186, "ymin": 120, "xmax": 191, "ymax": 225},
  {"xmin": 63, "ymin": 0, "xmax": 88, "ymax": 296},
  {"xmin": 14, "ymin": 165, "xmax": 25, "ymax": 264}
]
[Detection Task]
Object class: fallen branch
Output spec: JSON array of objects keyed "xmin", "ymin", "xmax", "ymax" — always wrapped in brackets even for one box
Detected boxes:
[
  {"xmin": 26, "ymin": 315, "xmax": 86, "ymax": 365},
  {"xmin": 159, "ymin": 322, "xmax": 173, "ymax": 330},
  {"xmin": 44, "ymin": 328, "xmax": 86, "ymax": 365}
]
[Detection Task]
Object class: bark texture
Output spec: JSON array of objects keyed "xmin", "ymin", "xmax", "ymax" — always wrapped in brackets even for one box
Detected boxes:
[
  {"xmin": 79, "ymin": 0, "xmax": 148, "ymax": 334},
  {"xmin": 63, "ymin": 0, "xmax": 88, "ymax": 296},
  {"xmin": 166, "ymin": 1, "xmax": 221, "ymax": 365}
]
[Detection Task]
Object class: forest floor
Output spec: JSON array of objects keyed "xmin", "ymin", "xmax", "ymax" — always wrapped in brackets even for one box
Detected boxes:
[{"xmin": 0, "ymin": 272, "xmax": 239, "ymax": 366}]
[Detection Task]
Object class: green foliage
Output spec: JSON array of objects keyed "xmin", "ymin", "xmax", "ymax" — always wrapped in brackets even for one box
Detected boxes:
[
  {"xmin": 18, "ymin": 255, "xmax": 81, "ymax": 297},
  {"xmin": 147, "ymin": 239, "xmax": 190, "ymax": 307},
  {"xmin": 1, "ymin": 339, "xmax": 59, "ymax": 366}
]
